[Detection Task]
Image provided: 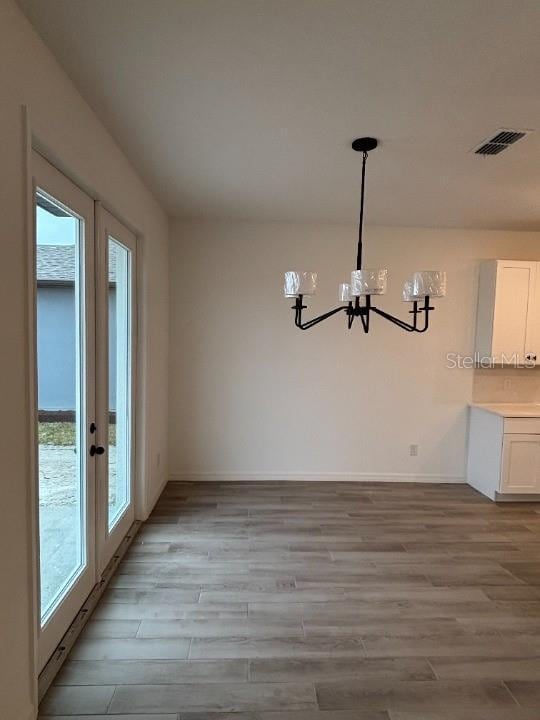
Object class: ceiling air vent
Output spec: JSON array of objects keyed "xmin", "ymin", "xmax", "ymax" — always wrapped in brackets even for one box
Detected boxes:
[{"xmin": 473, "ymin": 128, "xmax": 531, "ymax": 156}]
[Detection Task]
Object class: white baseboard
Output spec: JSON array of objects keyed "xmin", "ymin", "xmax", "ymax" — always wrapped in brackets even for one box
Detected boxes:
[{"xmin": 169, "ymin": 472, "xmax": 465, "ymax": 484}]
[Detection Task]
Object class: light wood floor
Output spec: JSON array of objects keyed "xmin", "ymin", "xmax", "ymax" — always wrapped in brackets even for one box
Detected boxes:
[{"xmin": 40, "ymin": 481, "xmax": 540, "ymax": 719}]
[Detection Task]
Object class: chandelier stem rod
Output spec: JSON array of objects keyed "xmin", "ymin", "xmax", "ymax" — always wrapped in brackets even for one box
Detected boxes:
[{"xmin": 356, "ymin": 150, "xmax": 368, "ymax": 271}]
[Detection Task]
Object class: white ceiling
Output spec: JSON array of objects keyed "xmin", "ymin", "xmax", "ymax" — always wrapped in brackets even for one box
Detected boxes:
[{"xmin": 17, "ymin": 0, "xmax": 540, "ymax": 229}]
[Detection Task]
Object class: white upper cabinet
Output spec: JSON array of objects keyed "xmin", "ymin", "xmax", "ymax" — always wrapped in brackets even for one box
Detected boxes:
[{"xmin": 475, "ymin": 260, "xmax": 540, "ymax": 365}]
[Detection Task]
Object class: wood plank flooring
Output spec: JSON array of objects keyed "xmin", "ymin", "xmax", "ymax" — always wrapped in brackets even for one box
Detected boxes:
[{"xmin": 39, "ymin": 481, "xmax": 540, "ymax": 719}]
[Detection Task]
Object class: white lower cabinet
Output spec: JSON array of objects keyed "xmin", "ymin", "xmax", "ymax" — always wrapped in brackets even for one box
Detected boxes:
[
  {"xmin": 501, "ymin": 434, "xmax": 540, "ymax": 493},
  {"xmin": 467, "ymin": 407, "xmax": 540, "ymax": 500}
]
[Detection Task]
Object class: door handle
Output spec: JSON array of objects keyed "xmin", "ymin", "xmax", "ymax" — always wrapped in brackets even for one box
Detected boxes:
[{"xmin": 89, "ymin": 445, "xmax": 105, "ymax": 457}]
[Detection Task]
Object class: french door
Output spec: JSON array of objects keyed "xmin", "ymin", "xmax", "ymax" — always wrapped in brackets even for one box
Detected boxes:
[
  {"xmin": 95, "ymin": 207, "xmax": 136, "ymax": 571},
  {"xmin": 33, "ymin": 153, "xmax": 136, "ymax": 671}
]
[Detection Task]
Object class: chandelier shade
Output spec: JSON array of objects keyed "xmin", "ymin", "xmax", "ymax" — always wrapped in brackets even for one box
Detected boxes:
[
  {"xmin": 411, "ymin": 270, "xmax": 447, "ymax": 298},
  {"xmin": 402, "ymin": 280, "xmax": 423, "ymax": 303},
  {"xmin": 351, "ymin": 268, "xmax": 387, "ymax": 296},
  {"xmin": 338, "ymin": 282, "xmax": 354, "ymax": 303},
  {"xmin": 283, "ymin": 270, "xmax": 317, "ymax": 297}
]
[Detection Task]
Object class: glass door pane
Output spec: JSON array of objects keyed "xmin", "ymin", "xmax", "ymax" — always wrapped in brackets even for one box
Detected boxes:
[
  {"xmin": 96, "ymin": 207, "xmax": 136, "ymax": 572},
  {"xmin": 34, "ymin": 151, "xmax": 96, "ymax": 671},
  {"xmin": 107, "ymin": 238, "xmax": 132, "ymax": 529},
  {"xmin": 36, "ymin": 192, "xmax": 87, "ymax": 622}
]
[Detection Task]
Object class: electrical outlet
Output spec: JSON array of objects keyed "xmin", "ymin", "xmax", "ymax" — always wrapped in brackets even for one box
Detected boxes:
[
  {"xmin": 409, "ymin": 444, "xmax": 419, "ymax": 457},
  {"xmin": 156, "ymin": 452, "xmax": 161, "ymax": 468},
  {"xmin": 503, "ymin": 377, "xmax": 513, "ymax": 391}
]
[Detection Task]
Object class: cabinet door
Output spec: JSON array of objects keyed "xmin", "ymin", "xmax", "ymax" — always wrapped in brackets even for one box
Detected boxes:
[
  {"xmin": 501, "ymin": 434, "xmax": 540, "ymax": 493},
  {"xmin": 492, "ymin": 261, "xmax": 537, "ymax": 365}
]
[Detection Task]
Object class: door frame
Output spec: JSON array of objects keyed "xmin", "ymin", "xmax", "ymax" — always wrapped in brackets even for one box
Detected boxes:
[
  {"xmin": 32, "ymin": 151, "xmax": 98, "ymax": 671},
  {"xmin": 29, "ymin": 152, "xmax": 140, "ymax": 676},
  {"xmin": 24, "ymin": 112, "xmax": 148, "ymax": 712},
  {"xmin": 95, "ymin": 204, "xmax": 138, "ymax": 572}
]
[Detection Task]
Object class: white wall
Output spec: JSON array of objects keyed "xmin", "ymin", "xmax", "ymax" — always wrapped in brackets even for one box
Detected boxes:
[
  {"xmin": 473, "ymin": 367, "xmax": 540, "ymax": 403},
  {"xmin": 169, "ymin": 220, "xmax": 540, "ymax": 481},
  {"xmin": 0, "ymin": 1, "xmax": 169, "ymax": 717}
]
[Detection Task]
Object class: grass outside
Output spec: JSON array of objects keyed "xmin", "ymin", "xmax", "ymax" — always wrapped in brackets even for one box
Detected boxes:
[{"xmin": 39, "ymin": 422, "xmax": 116, "ymax": 446}]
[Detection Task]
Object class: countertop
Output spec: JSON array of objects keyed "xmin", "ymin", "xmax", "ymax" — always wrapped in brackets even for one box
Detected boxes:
[{"xmin": 471, "ymin": 402, "xmax": 540, "ymax": 418}]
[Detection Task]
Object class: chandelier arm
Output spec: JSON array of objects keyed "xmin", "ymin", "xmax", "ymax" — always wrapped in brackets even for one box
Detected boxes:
[
  {"xmin": 371, "ymin": 301, "xmax": 434, "ymax": 333},
  {"xmin": 359, "ymin": 312, "xmax": 369, "ymax": 333},
  {"xmin": 370, "ymin": 305, "xmax": 418, "ymax": 332},
  {"xmin": 411, "ymin": 309, "xmax": 432, "ymax": 333},
  {"xmin": 294, "ymin": 304, "xmax": 348, "ymax": 330},
  {"xmin": 358, "ymin": 293, "xmax": 370, "ymax": 333},
  {"xmin": 410, "ymin": 297, "xmax": 434, "ymax": 332},
  {"xmin": 356, "ymin": 150, "xmax": 368, "ymax": 271},
  {"xmin": 291, "ymin": 296, "xmax": 434, "ymax": 332}
]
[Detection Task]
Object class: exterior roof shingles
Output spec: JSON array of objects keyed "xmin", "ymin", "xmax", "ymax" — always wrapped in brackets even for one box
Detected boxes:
[{"xmin": 37, "ymin": 245, "xmax": 117, "ymax": 282}]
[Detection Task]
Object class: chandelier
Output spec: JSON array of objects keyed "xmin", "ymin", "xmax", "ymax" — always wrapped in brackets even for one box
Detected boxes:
[{"xmin": 283, "ymin": 137, "xmax": 446, "ymax": 332}]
